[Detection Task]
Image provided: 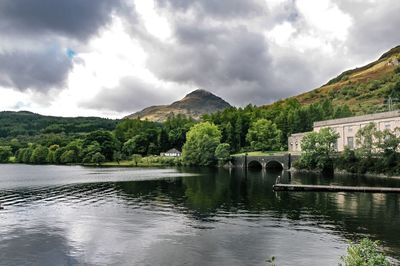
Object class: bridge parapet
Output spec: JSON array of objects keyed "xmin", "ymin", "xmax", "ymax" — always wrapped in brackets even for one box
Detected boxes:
[{"xmin": 231, "ymin": 153, "xmax": 299, "ymax": 170}]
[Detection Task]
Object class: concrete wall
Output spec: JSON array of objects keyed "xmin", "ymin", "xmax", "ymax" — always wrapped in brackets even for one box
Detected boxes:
[{"xmin": 288, "ymin": 132, "xmax": 309, "ymax": 152}]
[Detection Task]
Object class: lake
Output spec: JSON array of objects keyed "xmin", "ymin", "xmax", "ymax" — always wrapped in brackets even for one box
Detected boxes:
[{"xmin": 0, "ymin": 164, "xmax": 399, "ymax": 265}]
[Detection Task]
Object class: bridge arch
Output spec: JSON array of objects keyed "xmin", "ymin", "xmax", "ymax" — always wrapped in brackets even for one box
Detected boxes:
[
  {"xmin": 247, "ymin": 160, "xmax": 263, "ymax": 170},
  {"xmin": 265, "ymin": 160, "xmax": 284, "ymax": 170}
]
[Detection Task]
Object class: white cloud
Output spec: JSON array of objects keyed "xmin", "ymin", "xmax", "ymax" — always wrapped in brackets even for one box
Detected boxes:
[
  {"xmin": 296, "ymin": 0, "xmax": 352, "ymax": 42},
  {"xmin": 266, "ymin": 22, "xmax": 296, "ymax": 46},
  {"xmin": 135, "ymin": 0, "xmax": 172, "ymax": 41}
]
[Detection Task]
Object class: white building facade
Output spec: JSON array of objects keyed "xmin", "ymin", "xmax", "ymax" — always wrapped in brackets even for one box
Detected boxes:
[{"xmin": 288, "ymin": 110, "xmax": 400, "ymax": 152}]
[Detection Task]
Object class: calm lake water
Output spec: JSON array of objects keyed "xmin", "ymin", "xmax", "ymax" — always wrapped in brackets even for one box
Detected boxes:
[{"xmin": 0, "ymin": 164, "xmax": 399, "ymax": 265}]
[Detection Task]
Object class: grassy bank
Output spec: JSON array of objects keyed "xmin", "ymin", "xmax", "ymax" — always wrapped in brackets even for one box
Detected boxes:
[{"xmin": 99, "ymin": 156, "xmax": 182, "ymax": 167}]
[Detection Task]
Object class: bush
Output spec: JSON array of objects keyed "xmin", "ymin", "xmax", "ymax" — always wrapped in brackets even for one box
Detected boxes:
[{"xmin": 340, "ymin": 238, "xmax": 390, "ymax": 266}]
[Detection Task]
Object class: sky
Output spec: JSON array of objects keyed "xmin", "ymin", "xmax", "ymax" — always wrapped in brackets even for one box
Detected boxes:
[{"xmin": 0, "ymin": 0, "xmax": 399, "ymax": 118}]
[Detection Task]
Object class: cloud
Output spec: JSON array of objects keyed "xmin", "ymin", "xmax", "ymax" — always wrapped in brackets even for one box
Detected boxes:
[
  {"xmin": 0, "ymin": 0, "xmax": 125, "ymax": 41},
  {"xmin": 154, "ymin": 0, "xmax": 266, "ymax": 18},
  {"xmin": 0, "ymin": 47, "xmax": 72, "ymax": 92},
  {"xmin": 1, "ymin": 0, "xmax": 400, "ymax": 117},
  {"xmin": 338, "ymin": 0, "xmax": 400, "ymax": 60},
  {"xmin": 81, "ymin": 77, "xmax": 176, "ymax": 112},
  {"xmin": 0, "ymin": 0, "xmax": 127, "ymax": 95}
]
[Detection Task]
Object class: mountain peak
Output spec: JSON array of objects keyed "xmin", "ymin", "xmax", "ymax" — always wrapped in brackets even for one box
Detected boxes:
[
  {"xmin": 125, "ymin": 89, "xmax": 231, "ymax": 122},
  {"xmin": 184, "ymin": 89, "xmax": 213, "ymax": 97}
]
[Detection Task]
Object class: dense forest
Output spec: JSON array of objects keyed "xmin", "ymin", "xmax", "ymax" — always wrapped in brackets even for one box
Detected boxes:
[
  {"xmin": 0, "ymin": 99, "xmax": 352, "ymax": 165},
  {"xmin": 0, "ymin": 111, "xmax": 117, "ymax": 137}
]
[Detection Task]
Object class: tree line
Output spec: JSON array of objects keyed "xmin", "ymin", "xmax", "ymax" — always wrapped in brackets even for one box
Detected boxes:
[{"xmin": 0, "ymin": 99, "xmax": 353, "ymax": 166}]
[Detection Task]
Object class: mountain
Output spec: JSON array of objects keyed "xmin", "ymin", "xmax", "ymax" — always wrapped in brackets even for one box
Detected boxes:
[
  {"xmin": 0, "ymin": 111, "xmax": 118, "ymax": 138},
  {"xmin": 125, "ymin": 89, "xmax": 232, "ymax": 121},
  {"xmin": 285, "ymin": 45, "xmax": 400, "ymax": 114}
]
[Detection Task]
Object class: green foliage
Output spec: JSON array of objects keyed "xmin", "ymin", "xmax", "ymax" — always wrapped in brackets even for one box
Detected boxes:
[
  {"xmin": 246, "ymin": 119, "xmax": 282, "ymax": 151},
  {"xmin": 92, "ymin": 152, "xmax": 106, "ymax": 165},
  {"xmin": 336, "ymin": 125, "xmax": 400, "ymax": 175},
  {"xmin": 204, "ymin": 100, "xmax": 352, "ymax": 153},
  {"xmin": 131, "ymin": 154, "xmax": 142, "ymax": 166},
  {"xmin": 182, "ymin": 122, "xmax": 222, "ymax": 166},
  {"xmin": 0, "ymin": 146, "xmax": 12, "ymax": 163},
  {"xmin": 356, "ymin": 123, "xmax": 378, "ymax": 158},
  {"xmin": 215, "ymin": 143, "xmax": 231, "ymax": 164},
  {"xmin": 84, "ymin": 130, "xmax": 118, "ymax": 161},
  {"xmin": 0, "ymin": 111, "xmax": 117, "ymax": 138},
  {"xmin": 297, "ymin": 128, "xmax": 339, "ymax": 172},
  {"xmin": 139, "ymin": 155, "xmax": 182, "ymax": 166},
  {"xmin": 340, "ymin": 238, "xmax": 389, "ymax": 266},
  {"xmin": 30, "ymin": 145, "xmax": 49, "ymax": 164}
]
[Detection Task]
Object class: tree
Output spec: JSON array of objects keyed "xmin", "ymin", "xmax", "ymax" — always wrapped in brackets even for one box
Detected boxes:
[
  {"xmin": 356, "ymin": 122, "xmax": 378, "ymax": 158},
  {"xmin": 30, "ymin": 145, "xmax": 49, "ymax": 164},
  {"xmin": 84, "ymin": 130, "xmax": 117, "ymax": 161},
  {"xmin": 182, "ymin": 122, "xmax": 222, "ymax": 166},
  {"xmin": 92, "ymin": 152, "xmax": 106, "ymax": 165},
  {"xmin": 113, "ymin": 151, "xmax": 122, "ymax": 164},
  {"xmin": 0, "ymin": 146, "xmax": 12, "ymax": 163},
  {"xmin": 298, "ymin": 128, "xmax": 339, "ymax": 172},
  {"xmin": 122, "ymin": 135, "xmax": 148, "ymax": 156},
  {"xmin": 131, "ymin": 154, "xmax": 142, "ymax": 166},
  {"xmin": 82, "ymin": 141, "xmax": 101, "ymax": 163},
  {"xmin": 215, "ymin": 143, "xmax": 231, "ymax": 166},
  {"xmin": 246, "ymin": 119, "xmax": 282, "ymax": 151}
]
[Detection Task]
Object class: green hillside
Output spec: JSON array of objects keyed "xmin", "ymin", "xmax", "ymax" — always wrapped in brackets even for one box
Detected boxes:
[
  {"xmin": 287, "ymin": 45, "xmax": 400, "ymax": 115},
  {"xmin": 0, "ymin": 111, "xmax": 118, "ymax": 138}
]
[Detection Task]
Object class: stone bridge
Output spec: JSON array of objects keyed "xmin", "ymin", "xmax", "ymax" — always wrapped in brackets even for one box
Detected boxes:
[{"xmin": 231, "ymin": 154, "xmax": 299, "ymax": 170}]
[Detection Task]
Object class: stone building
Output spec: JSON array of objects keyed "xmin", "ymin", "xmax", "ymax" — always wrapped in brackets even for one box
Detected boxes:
[{"xmin": 288, "ymin": 110, "xmax": 400, "ymax": 152}]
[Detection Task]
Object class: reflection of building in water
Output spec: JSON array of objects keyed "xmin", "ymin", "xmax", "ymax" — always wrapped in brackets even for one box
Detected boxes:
[
  {"xmin": 288, "ymin": 110, "xmax": 400, "ymax": 152},
  {"xmin": 335, "ymin": 193, "xmax": 387, "ymax": 216}
]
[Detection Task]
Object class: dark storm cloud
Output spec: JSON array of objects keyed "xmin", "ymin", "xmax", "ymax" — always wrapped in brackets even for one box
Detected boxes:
[
  {"xmin": 139, "ymin": 20, "xmax": 283, "ymax": 105},
  {"xmin": 340, "ymin": 0, "xmax": 400, "ymax": 60},
  {"xmin": 81, "ymin": 77, "xmax": 175, "ymax": 112},
  {"xmin": 0, "ymin": 47, "xmax": 72, "ymax": 92},
  {"xmin": 0, "ymin": 0, "xmax": 127, "ymax": 94},
  {"xmin": 0, "ymin": 0, "xmax": 125, "ymax": 41},
  {"xmin": 155, "ymin": 0, "xmax": 265, "ymax": 18}
]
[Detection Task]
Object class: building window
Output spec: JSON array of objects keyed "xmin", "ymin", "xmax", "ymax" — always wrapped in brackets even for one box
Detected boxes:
[
  {"xmin": 385, "ymin": 124, "xmax": 391, "ymax": 130},
  {"xmin": 333, "ymin": 140, "xmax": 338, "ymax": 151},
  {"xmin": 347, "ymin": 137, "xmax": 354, "ymax": 149}
]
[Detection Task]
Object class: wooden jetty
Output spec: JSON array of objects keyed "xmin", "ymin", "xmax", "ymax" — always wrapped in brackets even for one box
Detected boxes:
[{"xmin": 273, "ymin": 184, "xmax": 400, "ymax": 193}]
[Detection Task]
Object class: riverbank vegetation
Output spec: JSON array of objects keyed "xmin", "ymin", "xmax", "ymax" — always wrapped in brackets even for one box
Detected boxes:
[{"xmin": 340, "ymin": 238, "xmax": 390, "ymax": 266}]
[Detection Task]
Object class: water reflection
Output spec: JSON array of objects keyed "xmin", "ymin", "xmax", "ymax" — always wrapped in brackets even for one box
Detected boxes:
[{"xmin": 0, "ymin": 165, "xmax": 399, "ymax": 265}]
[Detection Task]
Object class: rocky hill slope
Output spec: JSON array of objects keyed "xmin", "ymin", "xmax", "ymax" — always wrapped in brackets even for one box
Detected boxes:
[{"xmin": 125, "ymin": 89, "xmax": 231, "ymax": 121}]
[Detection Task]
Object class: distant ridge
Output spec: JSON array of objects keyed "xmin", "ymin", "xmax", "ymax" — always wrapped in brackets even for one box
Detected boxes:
[{"xmin": 125, "ymin": 89, "xmax": 231, "ymax": 122}]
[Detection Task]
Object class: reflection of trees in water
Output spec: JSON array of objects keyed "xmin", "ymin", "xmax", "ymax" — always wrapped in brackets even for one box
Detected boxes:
[{"xmin": 114, "ymin": 169, "xmax": 400, "ymax": 259}]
